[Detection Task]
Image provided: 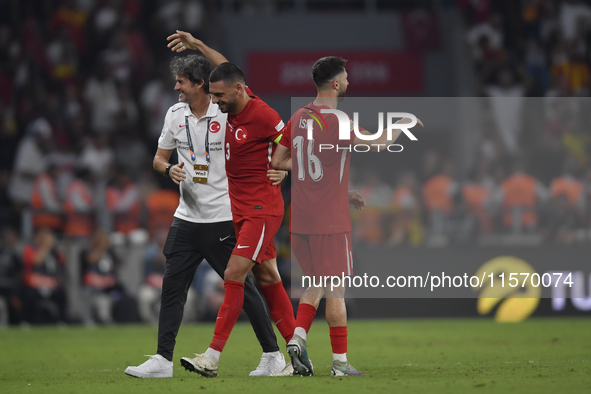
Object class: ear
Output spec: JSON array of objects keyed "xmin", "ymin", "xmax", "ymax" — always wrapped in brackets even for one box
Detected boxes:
[
  {"xmin": 235, "ymin": 82, "xmax": 244, "ymax": 94},
  {"xmin": 332, "ymin": 79, "xmax": 339, "ymax": 91}
]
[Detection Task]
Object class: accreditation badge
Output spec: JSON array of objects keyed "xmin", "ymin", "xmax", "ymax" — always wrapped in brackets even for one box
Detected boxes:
[{"xmin": 193, "ymin": 164, "xmax": 209, "ymax": 183}]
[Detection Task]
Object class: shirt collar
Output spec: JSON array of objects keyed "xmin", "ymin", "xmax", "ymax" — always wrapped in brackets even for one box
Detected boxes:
[{"xmin": 183, "ymin": 97, "xmax": 219, "ymax": 119}]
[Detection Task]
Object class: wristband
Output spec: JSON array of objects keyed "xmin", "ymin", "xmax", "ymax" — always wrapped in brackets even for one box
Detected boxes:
[{"xmin": 165, "ymin": 164, "xmax": 173, "ymax": 176}]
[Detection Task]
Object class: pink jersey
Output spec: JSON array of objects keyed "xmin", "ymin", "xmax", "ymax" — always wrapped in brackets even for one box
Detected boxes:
[
  {"xmin": 282, "ymin": 103, "xmax": 355, "ymax": 234},
  {"xmin": 225, "ymin": 87, "xmax": 285, "ymax": 217}
]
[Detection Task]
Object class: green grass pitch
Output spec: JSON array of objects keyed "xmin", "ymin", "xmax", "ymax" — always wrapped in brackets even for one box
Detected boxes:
[{"xmin": 1, "ymin": 318, "xmax": 589, "ymax": 393}]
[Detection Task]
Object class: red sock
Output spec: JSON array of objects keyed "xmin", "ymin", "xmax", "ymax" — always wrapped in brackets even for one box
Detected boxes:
[
  {"xmin": 329, "ymin": 326, "xmax": 347, "ymax": 354},
  {"xmin": 259, "ymin": 281, "xmax": 296, "ymax": 343},
  {"xmin": 210, "ymin": 281, "xmax": 245, "ymax": 352},
  {"xmin": 296, "ymin": 303, "xmax": 317, "ymax": 333}
]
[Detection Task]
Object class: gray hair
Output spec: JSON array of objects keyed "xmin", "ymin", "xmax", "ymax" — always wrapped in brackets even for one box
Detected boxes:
[{"xmin": 170, "ymin": 55, "xmax": 213, "ymax": 93}]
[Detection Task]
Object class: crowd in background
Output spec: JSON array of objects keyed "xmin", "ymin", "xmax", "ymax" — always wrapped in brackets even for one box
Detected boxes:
[
  {"xmin": 349, "ymin": 142, "xmax": 591, "ymax": 247},
  {"xmin": 0, "ymin": 0, "xmax": 230, "ymax": 327},
  {"xmin": 1, "ymin": 0, "xmax": 591, "ymax": 326},
  {"xmin": 351, "ymin": 1, "xmax": 591, "ymax": 247}
]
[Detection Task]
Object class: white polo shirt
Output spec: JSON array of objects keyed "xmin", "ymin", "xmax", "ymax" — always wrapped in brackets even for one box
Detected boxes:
[{"xmin": 158, "ymin": 100, "xmax": 232, "ymax": 223}]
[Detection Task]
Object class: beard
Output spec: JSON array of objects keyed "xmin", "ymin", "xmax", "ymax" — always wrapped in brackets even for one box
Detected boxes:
[
  {"xmin": 179, "ymin": 90, "xmax": 192, "ymax": 103},
  {"xmin": 337, "ymin": 85, "xmax": 347, "ymax": 102},
  {"xmin": 220, "ymin": 98, "xmax": 237, "ymax": 114}
]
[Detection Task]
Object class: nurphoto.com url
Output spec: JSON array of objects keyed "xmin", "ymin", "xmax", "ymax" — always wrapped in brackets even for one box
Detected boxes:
[{"xmin": 301, "ymin": 272, "xmax": 574, "ymax": 292}]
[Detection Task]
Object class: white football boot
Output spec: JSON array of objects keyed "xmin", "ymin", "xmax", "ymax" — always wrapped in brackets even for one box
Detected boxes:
[
  {"xmin": 270, "ymin": 362, "xmax": 295, "ymax": 377},
  {"xmin": 180, "ymin": 353, "xmax": 218, "ymax": 378}
]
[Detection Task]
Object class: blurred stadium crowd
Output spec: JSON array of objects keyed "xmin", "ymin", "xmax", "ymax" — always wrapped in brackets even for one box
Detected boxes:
[
  {"xmin": 353, "ymin": 0, "xmax": 591, "ymax": 247},
  {"xmin": 0, "ymin": 0, "xmax": 226, "ymax": 326},
  {"xmin": 1, "ymin": 0, "xmax": 591, "ymax": 326}
]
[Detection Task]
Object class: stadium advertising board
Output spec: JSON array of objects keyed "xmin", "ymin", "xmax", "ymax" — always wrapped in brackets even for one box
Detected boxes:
[
  {"xmin": 247, "ymin": 52, "xmax": 423, "ymax": 94},
  {"xmin": 348, "ymin": 245, "xmax": 591, "ymax": 321}
]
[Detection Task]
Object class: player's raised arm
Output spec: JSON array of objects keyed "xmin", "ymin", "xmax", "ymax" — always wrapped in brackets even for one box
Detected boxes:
[
  {"xmin": 167, "ymin": 30, "xmax": 229, "ymax": 67},
  {"xmin": 353, "ymin": 117, "xmax": 424, "ymax": 152}
]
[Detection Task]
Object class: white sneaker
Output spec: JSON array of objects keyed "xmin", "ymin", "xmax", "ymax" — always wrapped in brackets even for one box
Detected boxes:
[
  {"xmin": 124, "ymin": 355, "xmax": 173, "ymax": 378},
  {"xmin": 249, "ymin": 352, "xmax": 287, "ymax": 376},
  {"xmin": 270, "ymin": 362, "xmax": 295, "ymax": 377},
  {"xmin": 180, "ymin": 353, "xmax": 218, "ymax": 378}
]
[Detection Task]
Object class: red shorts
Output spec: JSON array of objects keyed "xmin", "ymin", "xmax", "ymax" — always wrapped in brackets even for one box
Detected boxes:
[
  {"xmin": 291, "ymin": 232, "xmax": 353, "ymax": 277},
  {"xmin": 232, "ymin": 215, "xmax": 282, "ymax": 263}
]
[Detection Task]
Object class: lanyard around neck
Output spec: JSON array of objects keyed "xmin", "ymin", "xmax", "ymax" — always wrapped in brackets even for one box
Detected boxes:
[{"xmin": 185, "ymin": 115, "xmax": 212, "ymax": 165}]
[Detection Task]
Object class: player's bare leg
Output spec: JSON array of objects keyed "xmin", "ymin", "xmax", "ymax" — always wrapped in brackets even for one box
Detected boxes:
[{"xmin": 251, "ymin": 258, "xmax": 281, "ymax": 286}]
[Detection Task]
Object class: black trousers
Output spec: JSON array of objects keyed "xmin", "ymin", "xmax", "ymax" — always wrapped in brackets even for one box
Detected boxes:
[{"xmin": 157, "ymin": 217, "xmax": 279, "ymax": 360}]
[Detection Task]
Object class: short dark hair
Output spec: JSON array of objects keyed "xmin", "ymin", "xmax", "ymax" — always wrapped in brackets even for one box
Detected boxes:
[
  {"xmin": 170, "ymin": 55, "xmax": 213, "ymax": 93},
  {"xmin": 209, "ymin": 62, "xmax": 246, "ymax": 85},
  {"xmin": 312, "ymin": 56, "xmax": 347, "ymax": 89}
]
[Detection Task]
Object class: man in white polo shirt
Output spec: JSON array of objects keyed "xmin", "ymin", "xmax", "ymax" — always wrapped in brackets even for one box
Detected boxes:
[{"xmin": 125, "ymin": 54, "xmax": 287, "ymax": 378}]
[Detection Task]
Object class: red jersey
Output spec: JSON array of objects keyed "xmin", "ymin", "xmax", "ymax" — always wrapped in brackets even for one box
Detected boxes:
[
  {"xmin": 225, "ymin": 87, "xmax": 285, "ymax": 217},
  {"xmin": 282, "ymin": 102, "xmax": 355, "ymax": 234}
]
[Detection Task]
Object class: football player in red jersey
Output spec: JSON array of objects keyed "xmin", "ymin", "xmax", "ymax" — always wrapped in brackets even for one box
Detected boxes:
[
  {"xmin": 272, "ymin": 56, "xmax": 423, "ymax": 376},
  {"xmin": 167, "ymin": 31, "xmax": 296, "ymax": 378}
]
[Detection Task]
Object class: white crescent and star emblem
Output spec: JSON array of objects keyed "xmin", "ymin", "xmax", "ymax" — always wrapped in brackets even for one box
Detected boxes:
[{"xmin": 235, "ymin": 127, "xmax": 247, "ymax": 144}]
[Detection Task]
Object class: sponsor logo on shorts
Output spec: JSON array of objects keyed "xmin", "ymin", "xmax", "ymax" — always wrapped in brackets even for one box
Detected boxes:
[{"xmin": 237, "ymin": 244, "xmax": 249, "ymax": 249}]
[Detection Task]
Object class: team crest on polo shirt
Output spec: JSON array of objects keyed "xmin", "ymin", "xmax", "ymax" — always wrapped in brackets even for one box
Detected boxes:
[
  {"xmin": 209, "ymin": 121, "xmax": 221, "ymax": 133},
  {"xmin": 235, "ymin": 127, "xmax": 248, "ymax": 144}
]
